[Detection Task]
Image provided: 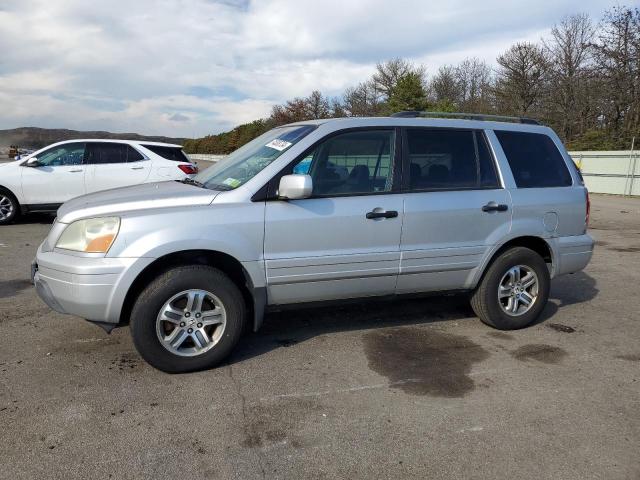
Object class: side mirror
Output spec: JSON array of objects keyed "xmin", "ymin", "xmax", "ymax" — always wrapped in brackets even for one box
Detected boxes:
[
  {"xmin": 278, "ymin": 174, "xmax": 312, "ymax": 200},
  {"xmin": 24, "ymin": 157, "xmax": 40, "ymax": 167}
]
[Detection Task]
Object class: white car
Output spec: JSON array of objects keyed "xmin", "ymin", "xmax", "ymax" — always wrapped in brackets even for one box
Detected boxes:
[{"xmin": 0, "ymin": 139, "xmax": 197, "ymax": 225}]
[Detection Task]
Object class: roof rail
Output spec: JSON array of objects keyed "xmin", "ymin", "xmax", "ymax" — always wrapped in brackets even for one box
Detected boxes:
[{"xmin": 390, "ymin": 111, "xmax": 541, "ymax": 125}]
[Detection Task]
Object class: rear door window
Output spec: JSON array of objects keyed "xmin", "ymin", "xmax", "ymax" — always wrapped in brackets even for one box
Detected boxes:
[
  {"xmin": 86, "ymin": 143, "xmax": 129, "ymax": 164},
  {"xmin": 405, "ymin": 129, "xmax": 499, "ymax": 190},
  {"xmin": 495, "ymin": 131, "xmax": 572, "ymax": 188},
  {"xmin": 141, "ymin": 145, "xmax": 190, "ymax": 162},
  {"xmin": 127, "ymin": 145, "xmax": 145, "ymax": 162}
]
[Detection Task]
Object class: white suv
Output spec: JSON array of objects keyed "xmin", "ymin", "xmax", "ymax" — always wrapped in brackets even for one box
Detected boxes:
[{"xmin": 0, "ymin": 139, "xmax": 197, "ymax": 224}]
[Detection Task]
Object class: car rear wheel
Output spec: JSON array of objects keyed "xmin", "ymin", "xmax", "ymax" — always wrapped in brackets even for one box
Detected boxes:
[
  {"xmin": 130, "ymin": 265, "xmax": 246, "ymax": 373},
  {"xmin": 0, "ymin": 188, "xmax": 19, "ymax": 225},
  {"xmin": 471, "ymin": 247, "xmax": 550, "ymax": 330}
]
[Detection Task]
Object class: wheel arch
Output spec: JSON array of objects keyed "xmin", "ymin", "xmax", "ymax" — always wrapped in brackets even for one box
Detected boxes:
[
  {"xmin": 0, "ymin": 183, "xmax": 20, "ymax": 201},
  {"xmin": 119, "ymin": 249, "xmax": 266, "ymax": 331},
  {"xmin": 472, "ymin": 236, "xmax": 554, "ymax": 288}
]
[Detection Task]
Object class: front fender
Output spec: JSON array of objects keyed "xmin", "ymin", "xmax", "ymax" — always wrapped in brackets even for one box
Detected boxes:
[{"xmin": 103, "ymin": 202, "xmax": 266, "ymax": 324}]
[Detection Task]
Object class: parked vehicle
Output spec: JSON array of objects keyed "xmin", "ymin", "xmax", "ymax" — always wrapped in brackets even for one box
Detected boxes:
[
  {"xmin": 0, "ymin": 140, "xmax": 197, "ymax": 224},
  {"xmin": 32, "ymin": 113, "xmax": 594, "ymax": 373},
  {"xmin": 13, "ymin": 149, "xmax": 35, "ymax": 160}
]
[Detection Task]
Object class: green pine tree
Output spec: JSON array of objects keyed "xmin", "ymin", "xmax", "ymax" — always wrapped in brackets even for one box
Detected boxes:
[{"xmin": 385, "ymin": 72, "xmax": 429, "ymax": 114}]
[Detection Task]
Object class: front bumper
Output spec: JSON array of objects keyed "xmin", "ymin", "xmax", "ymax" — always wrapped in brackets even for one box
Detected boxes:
[{"xmin": 32, "ymin": 245, "xmax": 145, "ymax": 323}]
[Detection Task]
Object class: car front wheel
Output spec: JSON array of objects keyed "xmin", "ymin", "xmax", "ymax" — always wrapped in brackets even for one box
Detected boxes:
[
  {"xmin": 0, "ymin": 188, "xmax": 19, "ymax": 225},
  {"xmin": 130, "ymin": 265, "xmax": 246, "ymax": 373},
  {"xmin": 471, "ymin": 246, "xmax": 550, "ymax": 330}
]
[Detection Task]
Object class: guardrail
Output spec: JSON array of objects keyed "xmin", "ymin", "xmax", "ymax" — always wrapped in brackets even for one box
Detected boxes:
[
  {"xmin": 569, "ymin": 150, "xmax": 639, "ymax": 196},
  {"xmin": 187, "ymin": 154, "xmax": 226, "ymax": 163},
  {"xmin": 186, "ymin": 151, "xmax": 639, "ymax": 196}
]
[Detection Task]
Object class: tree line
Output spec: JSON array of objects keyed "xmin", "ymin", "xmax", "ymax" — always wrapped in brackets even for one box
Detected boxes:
[{"xmin": 184, "ymin": 6, "xmax": 640, "ymax": 154}]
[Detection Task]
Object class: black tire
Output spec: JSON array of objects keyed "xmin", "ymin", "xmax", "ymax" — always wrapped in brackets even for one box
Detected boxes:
[
  {"xmin": 0, "ymin": 187, "xmax": 20, "ymax": 225},
  {"xmin": 130, "ymin": 265, "xmax": 247, "ymax": 373},
  {"xmin": 471, "ymin": 247, "xmax": 550, "ymax": 330}
]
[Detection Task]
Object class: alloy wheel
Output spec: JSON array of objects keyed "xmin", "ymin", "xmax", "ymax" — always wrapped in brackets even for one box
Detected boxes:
[
  {"xmin": 156, "ymin": 289, "xmax": 227, "ymax": 357},
  {"xmin": 0, "ymin": 195, "xmax": 14, "ymax": 221},
  {"xmin": 497, "ymin": 265, "xmax": 539, "ymax": 316}
]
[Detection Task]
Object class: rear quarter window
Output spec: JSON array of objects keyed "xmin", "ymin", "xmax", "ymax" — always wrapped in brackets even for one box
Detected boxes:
[
  {"xmin": 495, "ymin": 131, "xmax": 572, "ymax": 188},
  {"xmin": 142, "ymin": 144, "xmax": 190, "ymax": 162}
]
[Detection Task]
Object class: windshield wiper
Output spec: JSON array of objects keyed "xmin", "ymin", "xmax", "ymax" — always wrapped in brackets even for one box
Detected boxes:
[
  {"xmin": 178, "ymin": 178, "xmax": 236, "ymax": 191},
  {"xmin": 177, "ymin": 178, "xmax": 205, "ymax": 188},
  {"xmin": 204, "ymin": 183, "xmax": 235, "ymax": 191}
]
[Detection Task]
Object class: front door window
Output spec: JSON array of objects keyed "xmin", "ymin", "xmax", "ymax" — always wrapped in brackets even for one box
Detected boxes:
[
  {"xmin": 35, "ymin": 143, "xmax": 85, "ymax": 166},
  {"xmin": 291, "ymin": 130, "xmax": 395, "ymax": 196}
]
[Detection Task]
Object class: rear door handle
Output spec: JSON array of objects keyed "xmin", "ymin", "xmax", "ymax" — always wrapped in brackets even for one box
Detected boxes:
[
  {"xmin": 366, "ymin": 209, "xmax": 398, "ymax": 219},
  {"xmin": 482, "ymin": 201, "xmax": 508, "ymax": 212},
  {"xmin": 130, "ymin": 166, "xmax": 145, "ymax": 170}
]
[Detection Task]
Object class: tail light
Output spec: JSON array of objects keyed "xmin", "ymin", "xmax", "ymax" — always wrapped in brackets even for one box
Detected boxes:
[
  {"xmin": 585, "ymin": 189, "xmax": 591, "ymax": 230},
  {"xmin": 178, "ymin": 164, "xmax": 198, "ymax": 175}
]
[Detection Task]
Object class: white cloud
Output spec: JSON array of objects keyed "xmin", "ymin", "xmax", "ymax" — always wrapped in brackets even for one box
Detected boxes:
[{"xmin": 0, "ymin": 0, "xmax": 623, "ymax": 137}]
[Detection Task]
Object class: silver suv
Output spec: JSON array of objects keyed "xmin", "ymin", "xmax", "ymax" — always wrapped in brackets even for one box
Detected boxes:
[{"xmin": 32, "ymin": 113, "xmax": 594, "ymax": 373}]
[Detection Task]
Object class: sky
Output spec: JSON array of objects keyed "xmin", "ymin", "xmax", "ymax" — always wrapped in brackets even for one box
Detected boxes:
[{"xmin": 0, "ymin": 0, "xmax": 625, "ymax": 138}]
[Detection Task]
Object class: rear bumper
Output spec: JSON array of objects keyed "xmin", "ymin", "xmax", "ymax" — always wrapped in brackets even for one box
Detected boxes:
[{"xmin": 553, "ymin": 233, "xmax": 594, "ymax": 277}]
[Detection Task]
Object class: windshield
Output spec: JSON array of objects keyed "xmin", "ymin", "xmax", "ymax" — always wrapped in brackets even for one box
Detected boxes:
[{"xmin": 194, "ymin": 125, "xmax": 316, "ymax": 191}]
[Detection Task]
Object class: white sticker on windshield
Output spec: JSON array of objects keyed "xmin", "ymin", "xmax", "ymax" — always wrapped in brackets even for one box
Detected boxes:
[{"xmin": 265, "ymin": 139, "xmax": 292, "ymax": 151}]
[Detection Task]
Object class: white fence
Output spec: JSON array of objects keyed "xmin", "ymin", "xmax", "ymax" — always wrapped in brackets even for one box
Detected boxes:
[
  {"xmin": 569, "ymin": 150, "xmax": 639, "ymax": 196},
  {"xmin": 186, "ymin": 151, "xmax": 640, "ymax": 196}
]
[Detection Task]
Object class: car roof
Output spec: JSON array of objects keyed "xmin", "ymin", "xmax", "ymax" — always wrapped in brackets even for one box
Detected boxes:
[
  {"xmin": 283, "ymin": 116, "xmax": 551, "ymax": 134},
  {"xmin": 54, "ymin": 139, "xmax": 182, "ymax": 148}
]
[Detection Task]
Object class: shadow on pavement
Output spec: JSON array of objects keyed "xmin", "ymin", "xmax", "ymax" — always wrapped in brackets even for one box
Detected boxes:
[
  {"xmin": 229, "ymin": 271, "xmax": 599, "ymax": 364},
  {"xmin": 11, "ymin": 212, "xmax": 56, "ymax": 225},
  {"xmin": 534, "ymin": 271, "xmax": 599, "ymax": 325}
]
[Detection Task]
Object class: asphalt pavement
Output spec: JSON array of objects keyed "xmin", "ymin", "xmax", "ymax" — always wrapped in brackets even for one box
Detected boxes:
[{"xmin": 0, "ymin": 195, "xmax": 638, "ymax": 479}]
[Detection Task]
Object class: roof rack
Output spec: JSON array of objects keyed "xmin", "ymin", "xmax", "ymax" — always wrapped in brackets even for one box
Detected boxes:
[{"xmin": 390, "ymin": 111, "xmax": 541, "ymax": 125}]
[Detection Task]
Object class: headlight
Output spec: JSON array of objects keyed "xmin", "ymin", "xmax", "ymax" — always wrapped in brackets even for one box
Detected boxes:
[{"xmin": 56, "ymin": 217, "xmax": 120, "ymax": 253}]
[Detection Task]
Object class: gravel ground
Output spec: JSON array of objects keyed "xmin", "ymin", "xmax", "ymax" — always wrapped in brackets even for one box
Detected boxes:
[{"xmin": 0, "ymin": 194, "xmax": 638, "ymax": 480}]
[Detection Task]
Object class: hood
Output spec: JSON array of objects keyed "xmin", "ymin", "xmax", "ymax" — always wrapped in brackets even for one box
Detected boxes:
[
  {"xmin": 57, "ymin": 181, "xmax": 219, "ymax": 223},
  {"xmin": 0, "ymin": 159, "xmax": 21, "ymax": 168}
]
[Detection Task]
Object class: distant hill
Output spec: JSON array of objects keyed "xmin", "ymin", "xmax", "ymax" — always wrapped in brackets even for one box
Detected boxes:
[{"xmin": 0, "ymin": 127, "xmax": 186, "ymax": 150}]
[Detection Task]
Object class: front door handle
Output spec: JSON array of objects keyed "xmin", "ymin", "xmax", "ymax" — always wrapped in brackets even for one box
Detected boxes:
[
  {"xmin": 69, "ymin": 169, "xmax": 83, "ymax": 173},
  {"xmin": 366, "ymin": 209, "xmax": 398, "ymax": 220},
  {"xmin": 482, "ymin": 201, "xmax": 508, "ymax": 212},
  {"xmin": 130, "ymin": 166, "xmax": 145, "ymax": 170}
]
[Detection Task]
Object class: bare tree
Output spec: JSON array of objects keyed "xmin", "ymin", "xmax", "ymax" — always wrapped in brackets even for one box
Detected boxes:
[
  {"xmin": 342, "ymin": 81, "xmax": 383, "ymax": 116},
  {"xmin": 329, "ymin": 97, "xmax": 347, "ymax": 117},
  {"xmin": 455, "ymin": 58, "xmax": 493, "ymax": 112},
  {"xmin": 372, "ymin": 58, "xmax": 425, "ymax": 98},
  {"xmin": 270, "ymin": 97, "xmax": 309, "ymax": 125},
  {"xmin": 430, "ymin": 65, "xmax": 462, "ymax": 107},
  {"xmin": 305, "ymin": 90, "xmax": 331, "ymax": 119},
  {"xmin": 592, "ymin": 7, "xmax": 640, "ymax": 142},
  {"xmin": 544, "ymin": 13, "xmax": 595, "ymax": 140},
  {"xmin": 494, "ymin": 42, "xmax": 549, "ymax": 115}
]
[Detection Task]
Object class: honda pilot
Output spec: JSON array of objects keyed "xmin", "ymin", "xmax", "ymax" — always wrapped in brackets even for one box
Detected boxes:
[{"xmin": 32, "ymin": 113, "xmax": 594, "ymax": 373}]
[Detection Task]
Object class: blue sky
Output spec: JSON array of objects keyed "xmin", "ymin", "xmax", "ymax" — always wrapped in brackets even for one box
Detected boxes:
[{"xmin": 0, "ymin": 0, "xmax": 624, "ymax": 137}]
